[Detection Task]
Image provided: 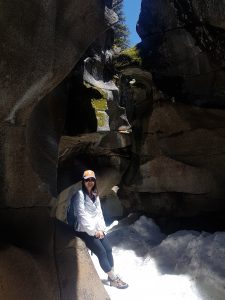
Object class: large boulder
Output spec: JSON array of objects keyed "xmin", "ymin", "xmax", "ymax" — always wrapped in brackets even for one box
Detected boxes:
[
  {"xmin": 0, "ymin": 1, "xmax": 116, "ymax": 299},
  {"xmin": 0, "ymin": 0, "xmax": 116, "ymax": 124},
  {"xmin": 115, "ymin": 0, "xmax": 225, "ymax": 218},
  {"xmin": 137, "ymin": 0, "xmax": 225, "ymax": 108}
]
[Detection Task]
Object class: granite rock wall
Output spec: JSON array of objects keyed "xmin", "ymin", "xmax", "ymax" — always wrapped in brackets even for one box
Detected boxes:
[
  {"xmin": 0, "ymin": 1, "xmax": 115, "ymax": 299},
  {"xmin": 117, "ymin": 0, "xmax": 225, "ymax": 218}
]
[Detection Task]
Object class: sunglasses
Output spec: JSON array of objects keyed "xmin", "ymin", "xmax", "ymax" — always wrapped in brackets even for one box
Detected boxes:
[{"xmin": 84, "ymin": 178, "xmax": 95, "ymax": 182}]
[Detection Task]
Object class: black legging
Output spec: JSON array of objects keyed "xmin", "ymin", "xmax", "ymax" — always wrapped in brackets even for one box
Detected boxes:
[{"xmin": 75, "ymin": 231, "xmax": 114, "ymax": 273}]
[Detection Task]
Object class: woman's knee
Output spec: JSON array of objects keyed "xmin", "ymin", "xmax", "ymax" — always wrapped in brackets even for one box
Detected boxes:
[
  {"xmin": 95, "ymin": 246, "xmax": 108, "ymax": 259},
  {"xmin": 101, "ymin": 237, "xmax": 112, "ymax": 250}
]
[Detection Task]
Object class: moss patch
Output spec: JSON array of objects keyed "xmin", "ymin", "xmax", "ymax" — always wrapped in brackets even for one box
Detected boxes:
[
  {"xmin": 96, "ymin": 111, "xmax": 107, "ymax": 128},
  {"xmin": 92, "ymin": 95, "xmax": 108, "ymax": 129},
  {"xmin": 114, "ymin": 46, "xmax": 142, "ymax": 68},
  {"xmin": 121, "ymin": 47, "xmax": 142, "ymax": 64},
  {"xmin": 91, "ymin": 97, "xmax": 107, "ymax": 110},
  {"xmin": 84, "ymin": 84, "xmax": 108, "ymax": 130}
]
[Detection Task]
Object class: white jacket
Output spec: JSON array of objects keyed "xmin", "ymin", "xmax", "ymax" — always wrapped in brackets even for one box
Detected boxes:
[{"xmin": 74, "ymin": 190, "xmax": 106, "ymax": 236}]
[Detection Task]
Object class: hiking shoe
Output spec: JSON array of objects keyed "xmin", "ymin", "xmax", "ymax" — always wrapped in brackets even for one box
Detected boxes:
[{"xmin": 109, "ymin": 276, "xmax": 128, "ymax": 289}]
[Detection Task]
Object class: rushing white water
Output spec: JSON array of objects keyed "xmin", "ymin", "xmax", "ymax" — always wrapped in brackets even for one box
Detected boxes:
[{"xmin": 91, "ymin": 216, "xmax": 225, "ymax": 300}]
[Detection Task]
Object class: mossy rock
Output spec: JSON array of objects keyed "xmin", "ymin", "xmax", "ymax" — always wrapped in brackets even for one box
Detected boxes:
[
  {"xmin": 84, "ymin": 84, "xmax": 109, "ymax": 130},
  {"xmin": 93, "ymin": 98, "xmax": 108, "ymax": 130},
  {"xmin": 96, "ymin": 111, "xmax": 109, "ymax": 130},
  {"xmin": 91, "ymin": 98, "xmax": 107, "ymax": 110},
  {"xmin": 114, "ymin": 46, "xmax": 142, "ymax": 68}
]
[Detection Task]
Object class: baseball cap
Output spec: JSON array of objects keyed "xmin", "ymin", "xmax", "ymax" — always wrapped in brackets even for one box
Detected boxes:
[{"xmin": 83, "ymin": 170, "xmax": 96, "ymax": 179}]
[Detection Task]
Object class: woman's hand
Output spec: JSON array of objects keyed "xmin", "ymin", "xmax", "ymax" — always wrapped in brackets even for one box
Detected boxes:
[{"xmin": 95, "ymin": 230, "xmax": 105, "ymax": 239}]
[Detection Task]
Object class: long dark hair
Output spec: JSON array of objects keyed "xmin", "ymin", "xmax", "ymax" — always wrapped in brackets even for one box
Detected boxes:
[{"xmin": 82, "ymin": 179, "xmax": 98, "ymax": 197}]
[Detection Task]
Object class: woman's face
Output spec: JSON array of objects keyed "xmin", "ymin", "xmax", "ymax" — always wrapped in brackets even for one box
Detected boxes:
[{"xmin": 84, "ymin": 177, "xmax": 95, "ymax": 191}]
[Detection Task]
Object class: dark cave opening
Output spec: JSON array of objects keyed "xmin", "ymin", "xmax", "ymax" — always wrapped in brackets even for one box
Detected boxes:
[{"xmin": 63, "ymin": 82, "xmax": 99, "ymax": 136}]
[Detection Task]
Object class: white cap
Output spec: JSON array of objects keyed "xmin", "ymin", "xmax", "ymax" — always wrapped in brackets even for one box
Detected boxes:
[{"xmin": 83, "ymin": 170, "xmax": 96, "ymax": 179}]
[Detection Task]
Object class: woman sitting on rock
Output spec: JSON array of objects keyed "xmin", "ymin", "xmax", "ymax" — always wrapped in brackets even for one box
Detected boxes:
[{"xmin": 72, "ymin": 169, "xmax": 128, "ymax": 289}]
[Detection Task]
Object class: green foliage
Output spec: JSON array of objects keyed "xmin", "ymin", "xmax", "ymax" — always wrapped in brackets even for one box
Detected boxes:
[
  {"xmin": 121, "ymin": 47, "xmax": 142, "ymax": 64},
  {"xmin": 113, "ymin": 0, "xmax": 130, "ymax": 50},
  {"xmin": 114, "ymin": 46, "xmax": 142, "ymax": 69}
]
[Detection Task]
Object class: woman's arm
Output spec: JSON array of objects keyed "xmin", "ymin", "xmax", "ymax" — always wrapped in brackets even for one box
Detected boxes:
[
  {"xmin": 75, "ymin": 191, "xmax": 97, "ymax": 236},
  {"xmin": 96, "ymin": 196, "xmax": 106, "ymax": 232}
]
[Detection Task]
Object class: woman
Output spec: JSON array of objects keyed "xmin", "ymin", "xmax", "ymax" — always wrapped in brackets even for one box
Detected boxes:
[{"xmin": 74, "ymin": 169, "xmax": 128, "ymax": 289}]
